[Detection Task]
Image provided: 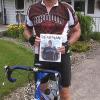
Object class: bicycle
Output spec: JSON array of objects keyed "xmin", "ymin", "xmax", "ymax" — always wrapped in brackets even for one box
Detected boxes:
[{"xmin": 4, "ymin": 63, "xmax": 61, "ymax": 100}]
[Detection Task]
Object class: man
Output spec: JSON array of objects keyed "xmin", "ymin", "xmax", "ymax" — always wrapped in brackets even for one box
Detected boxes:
[
  {"xmin": 42, "ymin": 40, "xmax": 59, "ymax": 61},
  {"xmin": 24, "ymin": 0, "xmax": 81, "ymax": 99}
]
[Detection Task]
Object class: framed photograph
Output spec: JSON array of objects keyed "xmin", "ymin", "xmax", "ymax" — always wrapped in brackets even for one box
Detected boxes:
[{"xmin": 39, "ymin": 34, "xmax": 62, "ymax": 62}]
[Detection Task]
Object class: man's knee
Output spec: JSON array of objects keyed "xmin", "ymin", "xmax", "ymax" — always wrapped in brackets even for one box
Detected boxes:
[{"xmin": 60, "ymin": 87, "xmax": 71, "ymax": 100}]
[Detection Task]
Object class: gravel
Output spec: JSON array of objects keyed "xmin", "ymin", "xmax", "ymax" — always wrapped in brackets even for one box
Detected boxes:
[{"xmin": 2, "ymin": 37, "xmax": 100, "ymax": 100}]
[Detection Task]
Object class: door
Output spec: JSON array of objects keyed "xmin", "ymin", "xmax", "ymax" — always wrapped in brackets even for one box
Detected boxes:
[{"xmin": 15, "ymin": 0, "xmax": 25, "ymax": 24}]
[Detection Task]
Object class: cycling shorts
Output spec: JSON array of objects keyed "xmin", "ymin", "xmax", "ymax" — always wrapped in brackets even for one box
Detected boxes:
[{"xmin": 34, "ymin": 53, "xmax": 71, "ymax": 87}]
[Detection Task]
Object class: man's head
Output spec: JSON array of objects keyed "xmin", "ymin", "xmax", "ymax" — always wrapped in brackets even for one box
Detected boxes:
[{"xmin": 48, "ymin": 40, "xmax": 52, "ymax": 47}]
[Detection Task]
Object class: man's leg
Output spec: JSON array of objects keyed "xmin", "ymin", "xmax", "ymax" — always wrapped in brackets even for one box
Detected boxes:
[
  {"xmin": 59, "ymin": 54, "xmax": 71, "ymax": 100},
  {"xmin": 60, "ymin": 87, "xmax": 71, "ymax": 100}
]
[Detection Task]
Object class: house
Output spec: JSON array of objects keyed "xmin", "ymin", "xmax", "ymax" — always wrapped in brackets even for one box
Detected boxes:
[
  {"xmin": 68, "ymin": 0, "xmax": 100, "ymax": 32},
  {"xmin": 0, "ymin": 0, "xmax": 35, "ymax": 24},
  {"xmin": 0, "ymin": 0, "xmax": 100, "ymax": 31}
]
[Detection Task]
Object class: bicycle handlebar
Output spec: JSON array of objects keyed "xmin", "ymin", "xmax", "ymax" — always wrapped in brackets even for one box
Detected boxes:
[{"xmin": 4, "ymin": 64, "xmax": 61, "ymax": 83}]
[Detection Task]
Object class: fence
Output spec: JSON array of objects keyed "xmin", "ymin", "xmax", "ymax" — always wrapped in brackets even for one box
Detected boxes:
[{"xmin": 93, "ymin": 17, "xmax": 100, "ymax": 32}]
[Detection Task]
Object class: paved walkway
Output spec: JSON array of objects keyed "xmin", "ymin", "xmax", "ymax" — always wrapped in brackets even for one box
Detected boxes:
[
  {"xmin": 0, "ymin": 25, "xmax": 8, "ymax": 37},
  {"xmin": 0, "ymin": 25, "xmax": 8, "ymax": 32},
  {"xmin": 71, "ymin": 46, "xmax": 100, "ymax": 100}
]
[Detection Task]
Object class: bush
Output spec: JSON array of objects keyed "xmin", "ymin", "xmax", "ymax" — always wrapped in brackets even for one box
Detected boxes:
[
  {"xmin": 77, "ymin": 12, "xmax": 94, "ymax": 41},
  {"xmin": 5, "ymin": 24, "xmax": 25, "ymax": 39},
  {"xmin": 71, "ymin": 41, "xmax": 90, "ymax": 52},
  {"xmin": 90, "ymin": 32, "xmax": 100, "ymax": 41}
]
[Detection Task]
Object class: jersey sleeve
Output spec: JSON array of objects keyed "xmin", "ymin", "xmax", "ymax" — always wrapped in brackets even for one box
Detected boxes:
[
  {"xmin": 67, "ymin": 5, "xmax": 79, "ymax": 28},
  {"xmin": 26, "ymin": 15, "xmax": 33, "ymax": 27},
  {"xmin": 25, "ymin": 6, "xmax": 33, "ymax": 28}
]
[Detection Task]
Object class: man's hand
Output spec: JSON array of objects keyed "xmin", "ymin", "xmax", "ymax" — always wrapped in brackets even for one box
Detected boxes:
[
  {"xmin": 57, "ymin": 41, "xmax": 70, "ymax": 54},
  {"xmin": 34, "ymin": 36, "xmax": 41, "ymax": 46},
  {"xmin": 23, "ymin": 25, "xmax": 40, "ymax": 46},
  {"xmin": 28, "ymin": 35, "xmax": 36, "ymax": 46},
  {"xmin": 57, "ymin": 46, "xmax": 66, "ymax": 54},
  {"xmin": 28, "ymin": 35, "xmax": 41, "ymax": 46}
]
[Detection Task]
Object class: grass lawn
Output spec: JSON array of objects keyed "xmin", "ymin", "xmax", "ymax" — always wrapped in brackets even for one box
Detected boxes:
[{"xmin": 0, "ymin": 39, "xmax": 33, "ymax": 99}]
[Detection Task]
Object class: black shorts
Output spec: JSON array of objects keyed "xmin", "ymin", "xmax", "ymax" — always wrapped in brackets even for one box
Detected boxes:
[{"xmin": 34, "ymin": 53, "xmax": 71, "ymax": 87}]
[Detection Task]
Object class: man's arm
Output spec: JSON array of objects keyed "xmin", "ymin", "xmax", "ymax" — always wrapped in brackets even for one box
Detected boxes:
[
  {"xmin": 68, "ymin": 22, "xmax": 81, "ymax": 45},
  {"xmin": 23, "ymin": 25, "xmax": 40, "ymax": 46},
  {"xmin": 23, "ymin": 24, "xmax": 33, "ymax": 40},
  {"xmin": 58, "ymin": 22, "xmax": 81, "ymax": 54}
]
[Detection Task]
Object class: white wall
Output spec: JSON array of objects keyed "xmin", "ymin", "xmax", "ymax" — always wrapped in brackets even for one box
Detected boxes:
[
  {"xmin": 94, "ymin": 0, "xmax": 100, "ymax": 17},
  {"xmin": 71, "ymin": 0, "xmax": 100, "ymax": 32},
  {"xmin": 0, "ymin": 0, "xmax": 1, "ymax": 12},
  {"xmin": 93, "ymin": 17, "xmax": 100, "ymax": 32},
  {"xmin": 84, "ymin": 0, "xmax": 100, "ymax": 17},
  {"xmin": 24, "ymin": 0, "xmax": 33, "ymax": 14},
  {"xmin": 86, "ymin": 0, "xmax": 100, "ymax": 32},
  {"xmin": 71, "ymin": 0, "xmax": 100, "ymax": 17},
  {"xmin": 4, "ymin": 0, "xmax": 16, "ymax": 24},
  {"xmin": 4, "ymin": 0, "xmax": 34, "ymax": 24}
]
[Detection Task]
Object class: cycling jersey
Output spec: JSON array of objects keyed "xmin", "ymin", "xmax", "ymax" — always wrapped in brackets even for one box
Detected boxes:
[
  {"xmin": 26, "ymin": 1, "xmax": 78, "ymax": 54},
  {"xmin": 26, "ymin": 0, "xmax": 79, "ymax": 87}
]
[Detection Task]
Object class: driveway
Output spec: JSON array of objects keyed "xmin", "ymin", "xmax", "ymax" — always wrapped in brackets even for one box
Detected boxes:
[
  {"xmin": 71, "ymin": 45, "xmax": 100, "ymax": 100},
  {"xmin": 0, "ymin": 25, "xmax": 8, "ymax": 37},
  {"xmin": 0, "ymin": 25, "xmax": 7, "ymax": 32}
]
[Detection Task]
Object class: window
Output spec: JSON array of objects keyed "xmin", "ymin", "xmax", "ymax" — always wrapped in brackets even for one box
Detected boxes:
[
  {"xmin": 15, "ymin": 0, "xmax": 24, "ymax": 10},
  {"xmin": 74, "ymin": 1, "xmax": 85, "ymax": 12},
  {"xmin": 96, "ymin": 0, "xmax": 100, "ymax": 9},
  {"xmin": 87, "ymin": 0, "xmax": 95, "ymax": 14}
]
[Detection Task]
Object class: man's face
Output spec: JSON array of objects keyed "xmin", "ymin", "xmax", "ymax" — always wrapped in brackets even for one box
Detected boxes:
[
  {"xmin": 44, "ymin": 0, "xmax": 58, "ymax": 2},
  {"xmin": 48, "ymin": 40, "xmax": 52, "ymax": 47},
  {"xmin": 44, "ymin": 0, "xmax": 52, "ymax": 1}
]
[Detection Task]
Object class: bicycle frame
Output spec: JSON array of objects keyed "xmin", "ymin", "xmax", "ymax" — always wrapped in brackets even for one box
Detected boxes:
[{"xmin": 4, "ymin": 63, "xmax": 61, "ymax": 100}]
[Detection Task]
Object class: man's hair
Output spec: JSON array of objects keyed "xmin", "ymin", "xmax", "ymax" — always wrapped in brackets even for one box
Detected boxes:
[{"xmin": 48, "ymin": 40, "xmax": 52, "ymax": 45}]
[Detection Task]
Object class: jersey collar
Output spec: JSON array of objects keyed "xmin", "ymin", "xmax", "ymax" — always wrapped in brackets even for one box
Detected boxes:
[{"xmin": 41, "ymin": 0, "xmax": 59, "ymax": 7}]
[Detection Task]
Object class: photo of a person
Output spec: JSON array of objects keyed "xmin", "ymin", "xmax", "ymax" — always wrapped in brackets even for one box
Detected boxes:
[{"xmin": 42, "ymin": 40, "xmax": 59, "ymax": 61}]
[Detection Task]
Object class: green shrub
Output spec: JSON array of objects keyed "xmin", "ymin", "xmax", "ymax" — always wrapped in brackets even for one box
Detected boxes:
[
  {"xmin": 71, "ymin": 41, "xmax": 90, "ymax": 52},
  {"xmin": 5, "ymin": 24, "xmax": 25, "ymax": 39},
  {"xmin": 77, "ymin": 12, "xmax": 95, "ymax": 41},
  {"xmin": 90, "ymin": 32, "xmax": 100, "ymax": 41}
]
